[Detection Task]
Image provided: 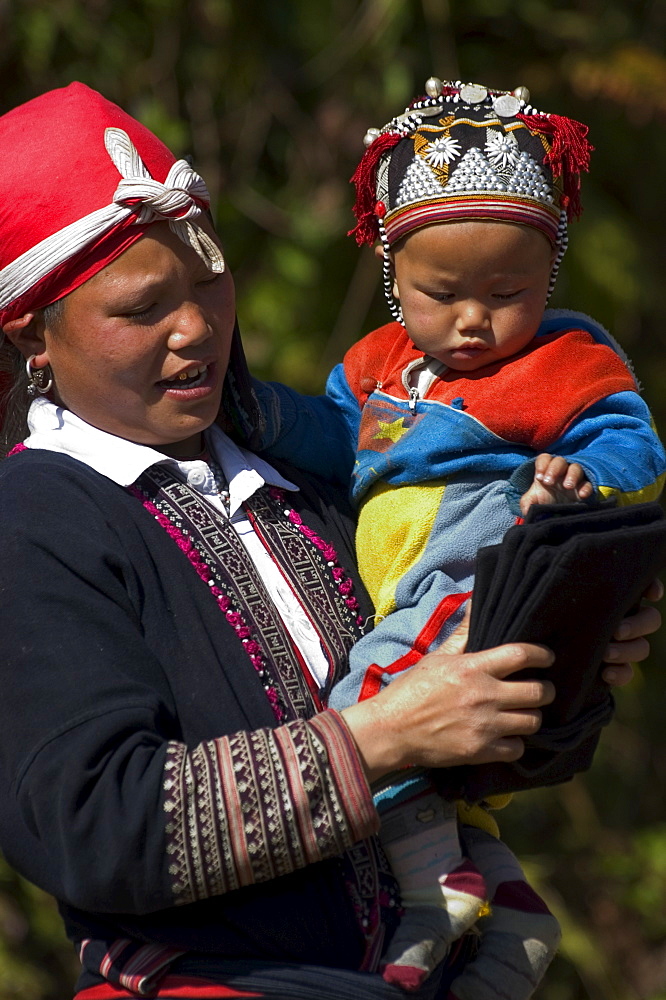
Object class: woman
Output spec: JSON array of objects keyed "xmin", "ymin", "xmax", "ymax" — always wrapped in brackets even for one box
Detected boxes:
[{"xmin": 0, "ymin": 83, "xmax": 658, "ymax": 1000}]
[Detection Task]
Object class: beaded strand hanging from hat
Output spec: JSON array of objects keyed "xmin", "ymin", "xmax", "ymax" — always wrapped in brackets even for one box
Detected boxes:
[{"xmin": 349, "ymin": 78, "xmax": 593, "ymax": 324}]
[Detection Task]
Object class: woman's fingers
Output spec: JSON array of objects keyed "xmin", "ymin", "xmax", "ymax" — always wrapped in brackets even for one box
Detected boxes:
[
  {"xmin": 601, "ymin": 582, "xmax": 662, "ymax": 683},
  {"xmin": 496, "ymin": 676, "xmax": 556, "ymax": 710},
  {"xmin": 603, "ymin": 603, "xmax": 661, "ymax": 673},
  {"xmin": 479, "ymin": 641, "xmax": 555, "ymax": 680},
  {"xmin": 341, "ymin": 641, "xmax": 557, "ymax": 782},
  {"xmin": 613, "ymin": 603, "xmax": 661, "ymax": 642},
  {"xmin": 469, "ymin": 735, "xmax": 526, "ymax": 764},
  {"xmin": 500, "ymin": 708, "xmax": 543, "ymax": 735},
  {"xmin": 601, "ymin": 662, "xmax": 634, "ymax": 687},
  {"xmin": 606, "ymin": 635, "xmax": 650, "ymax": 664},
  {"xmin": 438, "ymin": 601, "xmax": 472, "ymax": 656},
  {"xmin": 643, "ymin": 578, "xmax": 664, "ymax": 602}
]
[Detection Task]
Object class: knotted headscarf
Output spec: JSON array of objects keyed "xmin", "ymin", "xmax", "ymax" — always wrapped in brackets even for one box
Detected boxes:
[{"xmin": 0, "ymin": 82, "xmax": 224, "ymax": 326}]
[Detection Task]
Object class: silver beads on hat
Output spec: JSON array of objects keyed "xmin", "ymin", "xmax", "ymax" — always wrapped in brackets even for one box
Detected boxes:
[{"xmin": 361, "ymin": 80, "xmax": 536, "ymax": 151}]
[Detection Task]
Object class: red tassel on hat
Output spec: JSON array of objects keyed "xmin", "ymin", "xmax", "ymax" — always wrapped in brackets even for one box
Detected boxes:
[
  {"xmin": 517, "ymin": 113, "xmax": 593, "ymax": 219},
  {"xmin": 348, "ymin": 131, "xmax": 403, "ymax": 246}
]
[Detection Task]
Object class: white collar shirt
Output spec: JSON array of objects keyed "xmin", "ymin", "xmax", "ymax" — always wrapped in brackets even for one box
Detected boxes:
[{"xmin": 24, "ymin": 397, "xmax": 331, "ymax": 690}]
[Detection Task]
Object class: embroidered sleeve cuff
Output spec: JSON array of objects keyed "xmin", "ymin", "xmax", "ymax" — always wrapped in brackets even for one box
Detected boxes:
[
  {"xmin": 163, "ymin": 710, "xmax": 379, "ymax": 906},
  {"xmin": 306, "ymin": 708, "xmax": 379, "ymax": 845}
]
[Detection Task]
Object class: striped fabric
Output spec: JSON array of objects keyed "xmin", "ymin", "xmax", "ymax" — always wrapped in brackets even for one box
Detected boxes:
[
  {"xmin": 76, "ymin": 710, "xmax": 378, "ymax": 997},
  {"xmin": 78, "ymin": 940, "xmax": 186, "ymax": 997},
  {"xmin": 163, "ymin": 711, "xmax": 379, "ymax": 905},
  {"xmin": 74, "ymin": 946, "xmax": 473, "ymax": 999},
  {"xmin": 384, "ymin": 195, "xmax": 560, "ymax": 245}
]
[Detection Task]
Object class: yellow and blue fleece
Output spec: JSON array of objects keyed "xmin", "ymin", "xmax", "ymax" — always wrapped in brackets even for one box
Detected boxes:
[{"xmin": 254, "ymin": 309, "xmax": 666, "ymax": 709}]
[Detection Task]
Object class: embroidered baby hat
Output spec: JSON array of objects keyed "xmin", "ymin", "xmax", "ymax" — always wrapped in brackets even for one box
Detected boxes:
[
  {"xmin": 349, "ymin": 78, "xmax": 593, "ymax": 322},
  {"xmin": 0, "ymin": 82, "xmax": 223, "ymax": 327}
]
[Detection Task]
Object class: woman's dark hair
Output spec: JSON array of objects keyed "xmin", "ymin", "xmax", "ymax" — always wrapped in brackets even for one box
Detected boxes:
[{"xmin": 0, "ymin": 298, "xmax": 65, "ymax": 458}]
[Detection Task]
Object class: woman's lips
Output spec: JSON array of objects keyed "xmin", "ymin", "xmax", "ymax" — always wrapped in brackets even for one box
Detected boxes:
[{"xmin": 156, "ymin": 362, "xmax": 216, "ymax": 396}]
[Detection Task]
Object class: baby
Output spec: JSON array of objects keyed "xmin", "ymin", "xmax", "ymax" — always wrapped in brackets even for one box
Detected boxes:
[{"xmin": 250, "ymin": 79, "xmax": 666, "ymax": 997}]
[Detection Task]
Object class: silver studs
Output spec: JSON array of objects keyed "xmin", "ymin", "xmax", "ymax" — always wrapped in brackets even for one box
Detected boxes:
[
  {"xmin": 425, "ymin": 76, "xmax": 444, "ymax": 98},
  {"xmin": 513, "ymin": 85, "xmax": 530, "ymax": 103},
  {"xmin": 363, "ymin": 127, "xmax": 381, "ymax": 148},
  {"xmin": 493, "ymin": 94, "xmax": 521, "ymax": 118},
  {"xmin": 460, "ymin": 83, "xmax": 487, "ymax": 105}
]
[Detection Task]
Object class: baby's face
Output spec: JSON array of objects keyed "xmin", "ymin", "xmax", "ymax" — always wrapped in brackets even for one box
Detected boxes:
[{"xmin": 391, "ymin": 220, "xmax": 555, "ymax": 371}]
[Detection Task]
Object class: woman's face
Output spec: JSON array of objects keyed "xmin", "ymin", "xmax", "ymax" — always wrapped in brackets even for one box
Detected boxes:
[{"xmin": 42, "ymin": 222, "xmax": 235, "ymax": 457}]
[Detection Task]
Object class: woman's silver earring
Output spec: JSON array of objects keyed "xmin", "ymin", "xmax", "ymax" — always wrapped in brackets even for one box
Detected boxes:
[{"xmin": 26, "ymin": 355, "xmax": 53, "ymax": 396}]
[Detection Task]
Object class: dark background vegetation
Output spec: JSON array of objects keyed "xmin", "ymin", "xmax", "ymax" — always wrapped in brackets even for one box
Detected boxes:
[{"xmin": 0, "ymin": 0, "xmax": 665, "ymax": 997}]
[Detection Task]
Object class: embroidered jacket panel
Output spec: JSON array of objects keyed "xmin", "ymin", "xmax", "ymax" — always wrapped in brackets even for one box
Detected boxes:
[{"xmin": 0, "ymin": 450, "xmax": 386, "ymax": 986}]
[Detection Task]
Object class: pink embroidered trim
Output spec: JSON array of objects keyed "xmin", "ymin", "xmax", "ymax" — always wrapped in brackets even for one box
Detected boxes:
[
  {"xmin": 268, "ymin": 487, "xmax": 364, "ymax": 626},
  {"xmin": 127, "ymin": 485, "xmax": 284, "ymax": 722},
  {"xmin": 8, "ymin": 443, "xmax": 27, "ymax": 455}
]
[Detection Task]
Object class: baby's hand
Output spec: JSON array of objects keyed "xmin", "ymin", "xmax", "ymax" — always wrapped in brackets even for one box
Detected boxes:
[{"xmin": 519, "ymin": 453, "xmax": 594, "ymax": 516}]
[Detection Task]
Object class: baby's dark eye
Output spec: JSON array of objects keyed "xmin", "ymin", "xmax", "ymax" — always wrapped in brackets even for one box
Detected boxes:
[{"xmin": 492, "ymin": 290, "xmax": 522, "ymax": 300}]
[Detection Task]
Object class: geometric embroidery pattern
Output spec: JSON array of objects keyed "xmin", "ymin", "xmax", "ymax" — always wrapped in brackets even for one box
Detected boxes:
[
  {"xmin": 162, "ymin": 715, "xmax": 378, "ymax": 907},
  {"xmin": 137, "ymin": 466, "xmax": 331, "ymax": 720}
]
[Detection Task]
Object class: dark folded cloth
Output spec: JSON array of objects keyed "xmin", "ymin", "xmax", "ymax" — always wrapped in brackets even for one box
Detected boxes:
[{"xmin": 436, "ymin": 501, "xmax": 666, "ymax": 802}]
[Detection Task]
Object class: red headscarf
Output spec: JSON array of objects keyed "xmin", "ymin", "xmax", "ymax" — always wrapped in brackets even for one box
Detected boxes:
[{"xmin": 0, "ymin": 82, "xmax": 222, "ymax": 327}]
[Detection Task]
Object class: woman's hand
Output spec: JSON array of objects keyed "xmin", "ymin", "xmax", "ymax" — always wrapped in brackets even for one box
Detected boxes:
[
  {"xmin": 341, "ymin": 627, "xmax": 555, "ymax": 784},
  {"xmin": 342, "ymin": 578, "xmax": 663, "ymax": 784},
  {"xmin": 601, "ymin": 578, "xmax": 663, "ymax": 686}
]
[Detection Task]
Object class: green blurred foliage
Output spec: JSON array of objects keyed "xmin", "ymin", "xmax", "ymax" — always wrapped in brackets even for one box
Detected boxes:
[{"xmin": 1, "ymin": 0, "xmax": 665, "ymax": 996}]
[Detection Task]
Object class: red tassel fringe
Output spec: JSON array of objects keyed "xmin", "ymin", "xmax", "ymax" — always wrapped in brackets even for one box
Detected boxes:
[
  {"xmin": 517, "ymin": 113, "xmax": 594, "ymax": 219},
  {"xmin": 348, "ymin": 131, "xmax": 403, "ymax": 245}
]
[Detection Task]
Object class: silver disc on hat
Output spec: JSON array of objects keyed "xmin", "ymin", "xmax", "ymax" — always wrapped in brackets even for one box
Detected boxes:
[
  {"xmin": 460, "ymin": 83, "xmax": 487, "ymax": 104},
  {"xmin": 425, "ymin": 76, "xmax": 444, "ymax": 98},
  {"xmin": 493, "ymin": 94, "xmax": 522, "ymax": 117},
  {"xmin": 420, "ymin": 101, "xmax": 444, "ymax": 117},
  {"xmin": 363, "ymin": 127, "xmax": 381, "ymax": 148},
  {"xmin": 513, "ymin": 85, "xmax": 530, "ymax": 103}
]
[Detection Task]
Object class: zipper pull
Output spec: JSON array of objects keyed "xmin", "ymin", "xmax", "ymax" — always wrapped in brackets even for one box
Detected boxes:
[{"xmin": 408, "ymin": 387, "xmax": 419, "ymax": 412}]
